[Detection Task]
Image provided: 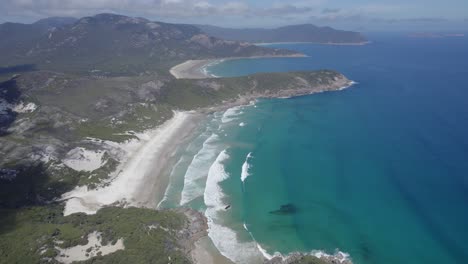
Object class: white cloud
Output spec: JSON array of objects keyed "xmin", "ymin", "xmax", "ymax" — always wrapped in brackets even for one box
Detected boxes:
[{"xmin": 0, "ymin": 0, "xmax": 317, "ymax": 21}]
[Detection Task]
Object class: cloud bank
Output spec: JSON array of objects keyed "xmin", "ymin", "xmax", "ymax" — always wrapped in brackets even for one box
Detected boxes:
[{"xmin": 1, "ymin": 0, "xmax": 465, "ymax": 30}]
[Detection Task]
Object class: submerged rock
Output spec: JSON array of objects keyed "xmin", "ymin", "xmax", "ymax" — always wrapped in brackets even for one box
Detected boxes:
[{"xmin": 269, "ymin": 203, "xmax": 297, "ymax": 215}]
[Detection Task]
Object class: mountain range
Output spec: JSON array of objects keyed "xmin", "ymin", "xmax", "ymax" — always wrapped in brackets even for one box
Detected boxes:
[
  {"xmin": 0, "ymin": 14, "xmax": 367, "ymax": 75},
  {"xmin": 0, "ymin": 14, "xmax": 294, "ymax": 75},
  {"xmin": 196, "ymin": 24, "xmax": 368, "ymax": 44}
]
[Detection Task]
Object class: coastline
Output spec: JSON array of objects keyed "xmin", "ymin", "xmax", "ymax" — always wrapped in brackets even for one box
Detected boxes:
[
  {"xmin": 170, "ymin": 54, "xmax": 307, "ymax": 79},
  {"xmin": 186, "ymin": 80, "xmax": 356, "ymax": 264},
  {"xmin": 62, "ymin": 62, "xmax": 355, "ymax": 264},
  {"xmin": 61, "ymin": 111, "xmax": 204, "ymax": 215},
  {"xmin": 254, "ymin": 41, "xmax": 371, "ymax": 46}
]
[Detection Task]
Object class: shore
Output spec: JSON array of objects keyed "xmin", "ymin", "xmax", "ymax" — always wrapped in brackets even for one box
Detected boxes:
[
  {"xmin": 255, "ymin": 41, "xmax": 371, "ymax": 46},
  {"xmin": 61, "ymin": 68, "xmax": 355, "ymax": 264},
  {"xmin": 170, "ymin": 54, "xmax": 306, "ymax": 79},
  {"xmin": 62, "ymin": 111, "xmax": 204, "ymax": 215}
]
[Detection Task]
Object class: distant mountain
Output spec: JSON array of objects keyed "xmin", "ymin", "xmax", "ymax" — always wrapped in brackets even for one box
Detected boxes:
[
  {"xmin": 0, "ymin": 17, "xmax": 77, "ymax": 60},
  {"xmin": 196, "ymin": 24, "xmax": 368, "ymax": 44},
  {"xmin": 33, "ymin": 17, "xmax": 78, "ymax": 28},
  {"xmin": 0, "ymin": 14, "xmax": 296, "ymax": 75}
]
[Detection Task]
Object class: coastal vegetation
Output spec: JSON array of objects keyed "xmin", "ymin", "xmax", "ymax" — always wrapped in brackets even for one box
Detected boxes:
[{"xmin": 0, "ymin": 206, "xmax": 192, "ymax": 264}]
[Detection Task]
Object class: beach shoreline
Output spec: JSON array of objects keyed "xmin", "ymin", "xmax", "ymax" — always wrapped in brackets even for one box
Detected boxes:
[
  {"xmin": 254, "ymin": 41, "xmax": 372, "ymax": 46},
  {"xmin": 170, "ymin": 54, "xmax": 307, "ymax": 79},
  {"xmin": 61, "ymin": 63, "xmax": 355, "ymax": 264},
  {"xmin": 61, "ymin": 111, "xmax": 204, "ymax": 216}
]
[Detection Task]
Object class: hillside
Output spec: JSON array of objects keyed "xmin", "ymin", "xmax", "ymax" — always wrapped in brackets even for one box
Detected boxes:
[
  {"xmin": 0, "ymin": 14, "xmax": 296, "ymax": 75},
  {"xmin": 197, "ymin": 24, "xmax": 368, "ymax": 44}
]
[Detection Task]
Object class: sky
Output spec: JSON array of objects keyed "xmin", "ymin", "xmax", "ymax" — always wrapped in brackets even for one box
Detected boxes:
[{"xmin": 1, "ymin": 0, "xmax": 467, "ymax": 31}]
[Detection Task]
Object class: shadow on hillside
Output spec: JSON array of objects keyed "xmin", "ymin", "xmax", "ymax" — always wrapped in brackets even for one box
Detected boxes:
[
  {"xmin": 0, "ymin": 77, "xmax": 21, "ymax": 136},
  {"xmin": 0, "ymin": 162, "xmax": 68, "ymax": 235}
]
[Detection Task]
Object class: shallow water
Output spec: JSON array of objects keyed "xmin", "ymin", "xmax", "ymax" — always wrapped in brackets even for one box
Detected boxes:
[{"xmin": 163, "ymin": 34, "xmax": 468, "ymax": 264}]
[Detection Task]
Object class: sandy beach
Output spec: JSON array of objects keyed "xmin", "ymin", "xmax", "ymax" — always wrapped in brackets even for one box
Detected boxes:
[
  {"xmin": 170, "ymin": 60, "xmax": 219, "ymax": 79},
  {"xmin": 170, "ymin": 54, "xmax": 306, "ymax": 79},
  {"xmin": 62, "ymin": 111, "xmax": 203, "ymax": 215},
  {"xmin": 61, "ymin": 110, "xmax": 237, "ymax": 264}
]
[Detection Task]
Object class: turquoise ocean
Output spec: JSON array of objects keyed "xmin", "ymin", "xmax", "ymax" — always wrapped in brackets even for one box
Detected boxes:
[{"xmin": 159, "ymin": 34, "xmax": 468, "ymax": 264}]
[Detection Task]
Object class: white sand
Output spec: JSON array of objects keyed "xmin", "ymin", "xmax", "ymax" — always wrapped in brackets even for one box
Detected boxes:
[
  {"xmin": 62, "ymin": 147, "xmax": 107, "ymax": 172},
  {"xmin": 13, "ymin": 101, "xmax": 37, "ymax": 113},
  {"xmin": 170, "ymin": 55, "xmax": 306, "ymax": 80},
  {"xmin": 62, "ymin": 111, "xmax": 199, "ymax": 216},
  {"xmin": 55, "ymin": 231, "xmax": 124, "ymax": 264},
  {"xmin": 170, "ymin": 60, "xmax": 218, "ymax": 79},
  {"xmin": 192, "ymin": 236, "xmax": 235, "ymax": 264}
]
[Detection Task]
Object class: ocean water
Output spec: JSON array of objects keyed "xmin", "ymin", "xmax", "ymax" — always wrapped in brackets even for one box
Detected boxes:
[{"xmin": 161, "ymin": 34, "xmax": 468, "ymax": 264}]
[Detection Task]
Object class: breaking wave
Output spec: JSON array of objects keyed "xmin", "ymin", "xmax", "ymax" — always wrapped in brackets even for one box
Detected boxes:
[
  {"xmin": 204, "ymin": 150, "xmax": 263, "ymax": 263},
  {"xmin": 180, "ymin": 133, "xmax": 221, "ymax": 205},
  {"xmin": 241, "ymin": 152, "xmax": 253, "ymax": 183}
]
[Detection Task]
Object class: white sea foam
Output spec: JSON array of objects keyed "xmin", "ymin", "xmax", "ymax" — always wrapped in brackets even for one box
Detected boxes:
[
  {"xmin": 256, "ymin": 245, "xmax": 351, "ymax": 263},
  {"xmin": 200, "ymin": 59, "xmax": 224, "ymax": 78},
  {"xmin": 311, "ymin": 250, "xmax": 351, "ymax": 263},
  {"xmin": 156, "ymin": 156, "xmax": 185, "ymax": 209},
  {"xmin": 221, "ymin": 106, "xmax": 242, "ymax": 123},
  {"xmin": 180, "ymin": 133, "xmax": 221, "ymax": 205},
  {"xmin": 241, "ymin": 152, "xmax": 253, "ymax": 183},
  {"xmin": 256, "ymin": 243, "xmax": 282, "ymax": 260},
  {"xmin": 239, "ymin": 122, "xmax": 246, "ymax": 127},
  {"xmin": 204, "ymin": 150, "xmax": 263, "ymax": 263}
]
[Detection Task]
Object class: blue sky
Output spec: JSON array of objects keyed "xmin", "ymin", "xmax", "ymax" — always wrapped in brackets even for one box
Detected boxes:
[{"xmin": 1, "ymin": 0, "xmax": 467, "ymax": 31}]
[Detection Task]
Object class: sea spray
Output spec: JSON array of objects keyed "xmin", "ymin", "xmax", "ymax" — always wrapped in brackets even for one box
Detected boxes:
[
  {"xmin": 221, "ymin": 106, "xmax": 243, "ymax": 123},
  {"xmin": 204, "ymin": 150, "xmax": 263, "ymax": 263},
  {"xmin": 241, "ymin": 152, "xmax": 253, "ymax": 183}
]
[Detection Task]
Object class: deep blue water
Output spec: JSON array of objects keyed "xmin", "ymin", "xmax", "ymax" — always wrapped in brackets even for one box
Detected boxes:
[{"xmin": 205, "ymin": 34, "xmax": 468, "ymax": 264}]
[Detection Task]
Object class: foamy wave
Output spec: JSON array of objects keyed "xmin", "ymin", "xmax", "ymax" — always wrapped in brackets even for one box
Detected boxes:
[
  {"xmin": 156, "ymin": 156, "xmax": 185, "ymax": 209},
  {"xmin": 204, "ymin": 150, "xmax": 263, "ymax": 263},
  {"xmin": 244, "ymin": 216, "xmax": 351, "ymax": 263},
  {"xmin": 180, "ymin": 134, "xmax": 221, "ymax": 205},
  {"xmin": 311, "ymin": 250, "xmax": 351, "ymax": 263},
  {"xmin": 256, "ymin": 243, "xmax": 283, "ymax": 260},
  {"xmin": 241, "ymin": 152, "xmax": 253, "ymax": 183},
  {"xmin": 204, "ymin": 150, "xmax": 230, "ymax": 208},
  {"xmin": 221, "ymin": 106, "xmax": 242, "ymax": 123},
  {"xmin": 201, "ymin": 59, "xmax": 224, "ymax": 78},
  {"xmin": 257, "ymin": 246, "xmax": 352, "ymax": 263}
]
